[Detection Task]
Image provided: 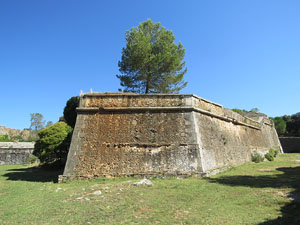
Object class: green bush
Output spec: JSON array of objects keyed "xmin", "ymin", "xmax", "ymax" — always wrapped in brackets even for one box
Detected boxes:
[
  {"xmin": 28, "ymin": 155, "xmax": 39, "ymax": 164},
  {"xmin": 264, "ymin": 148, "xmax": 280, "ymax": 161},
  {"xmin": 251, "ymin": 151, "xmax": 264, "ymax": 163},
  {"xmin": 269, "ymin": 148, "xmax": 275, "ymax": 157},
  {"xmin": 0, "ymin": 135, "xmax": 11, "ymax": 142},
  {"xmin": 265, "ymin": 152, "xmax": 274, "ymax": 161},
  {"xmin": 33, "ymin": 122, "xmax": 72, "ymax": 165},
  {"xmin": 12, "ymin": 135, "xmax": 24, "ymax": 142}
]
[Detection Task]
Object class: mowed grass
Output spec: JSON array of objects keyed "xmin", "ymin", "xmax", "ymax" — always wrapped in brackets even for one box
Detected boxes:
[{"xmin": 0, "ymin": 154, "xmax": 300, "ymax": 225}]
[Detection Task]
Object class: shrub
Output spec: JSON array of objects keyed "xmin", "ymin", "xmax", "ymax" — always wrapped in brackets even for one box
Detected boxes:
[
  {"xmin": 269, "ymin": 148, "xmax": 275, "ymax": 157},
  {"xmin": 265, "ymin": 148, "xmax": 280, "ymax": 161},
  {"xmin": 0, "ymin": 135, "xmax": 11, "ymax": 142},
  {"xmin": 251, "ymin": 151, "xmax": 264, "ymax": 163},
  {"xmin": 265, "ymin": 152, "xmax": 274, "ymax": 161},
  {"xmin": 28, "ymin": 155, "xmax": 39, "ymax": 164},
  {"xmin": 12, "ymin": 135, "xmax": 24, "ymax": 142},
  {"xmin": 33, "ymin": 122, "xmax": 72, "ymax": 165}
]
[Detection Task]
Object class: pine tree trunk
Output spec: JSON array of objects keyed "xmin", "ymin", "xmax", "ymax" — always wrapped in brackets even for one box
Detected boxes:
[{"xmin": 145, "ymin": 73, "xmax": 150, "ymax": 94}]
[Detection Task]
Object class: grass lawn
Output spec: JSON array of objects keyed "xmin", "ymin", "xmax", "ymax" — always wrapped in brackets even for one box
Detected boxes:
[{"xmin": 0, "ymin": 154, "xmax": 299, "ymax": 225}]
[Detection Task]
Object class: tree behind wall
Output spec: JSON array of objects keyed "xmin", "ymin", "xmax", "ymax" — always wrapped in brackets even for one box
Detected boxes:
[
  {"xmin": 117, "ymin": 19, "xmax": 187, "ymax": 94},
  {"xmin": 63, "ymin": 96, "xmax": 79, "ymax": 128},
  {"xmin": 30, "ymin": 113, "xmax": 46, "ymax": 131},
  {"xmin": 272, "ymin": 117, "xmax": 287, "ymax": 135},
  {"xmin": 283, "ymin": 113, "xmax": 300, "ymax": 136}
]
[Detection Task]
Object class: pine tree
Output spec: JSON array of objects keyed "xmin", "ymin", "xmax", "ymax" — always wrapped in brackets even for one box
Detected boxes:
[{"xmin": 117, "ymin": 19, "xmax": 187, "ymax": 94}]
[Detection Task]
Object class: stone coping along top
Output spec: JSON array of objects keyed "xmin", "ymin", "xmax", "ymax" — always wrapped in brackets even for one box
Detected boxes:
[
  {"xmin": 81, "ymin": 92, "xmax": 223, "ymax": 107},
  {"xmin": 0, "ymin": 142, "xmax": 35, "ymax": 149},
  {"xmin": 77, "ymin": 92, "xmax": 268, "ymax": 130}
]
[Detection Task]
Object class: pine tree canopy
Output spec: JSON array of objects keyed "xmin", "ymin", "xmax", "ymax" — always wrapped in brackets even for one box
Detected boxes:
[{"xmin": 117, "ymin": 19, "xmax": 187, "ymax": 94}]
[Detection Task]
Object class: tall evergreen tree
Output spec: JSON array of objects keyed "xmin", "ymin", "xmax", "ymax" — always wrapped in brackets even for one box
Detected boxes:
[{"xmin": 117, "ymin": 19, "xmax": 187, "ymax": 94}]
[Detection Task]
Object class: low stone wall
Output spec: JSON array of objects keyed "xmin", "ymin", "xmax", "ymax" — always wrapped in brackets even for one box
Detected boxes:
[
  {"xmin": 279, "ymin": 137, "xmax": 300, "ymax": 153},
  {"xmin": 62, "ymin": 93, "xmax": 282, "ymax": 180},
  {"xmin": 0, "ymin": 142, "xmax": 35, "ymax": 165}
]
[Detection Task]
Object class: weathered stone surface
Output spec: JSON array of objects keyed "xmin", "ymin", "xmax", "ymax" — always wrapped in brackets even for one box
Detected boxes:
[
  {"xmin": 0, "ymin": 142, "xmax": 35, "ymax": 165},
  {"xmin": 62, "ymin": 93, "xmax": 282, "ymax": 180}
]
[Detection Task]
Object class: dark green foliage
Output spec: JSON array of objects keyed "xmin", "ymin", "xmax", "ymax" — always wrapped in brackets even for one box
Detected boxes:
[
  {"xmin": 33, "ymin": 122, "xmax": 72, "ymax": 165},
  {"xmin": 265, "ymin": 152, "xmax": 274, "ymax": 161},
  {"xmin": 271, "ymin": 147, "xmax": 280, "ymax": 157},
  {"xmin": 285, "ymin": 113, "xmax": 300, "ymax": 136},
  {"xmin": 13, "ymin": 135, "xmax": 23, "ymax": 141},
  {"xmin": 117, "ymin": 19, "xmax": 187, "ymax": 94},
  {"xmin": 265, "ymin": 148, "xmax": 279, "ymax": 161},
  {"xmin": 272, "ymin": 113, "xmax": 300, "ymax": 136},
  {"xmin": 251, "ymin": 151, "xmax": 264, "ymax": 163},
  {"xmin": 271, "ymin": 117, "xmax": 287, "ymax": 135},
  {"xmin": 0, "ymin": 135, "xmax": 10, "ymax": 142},
  {"xmin": 63, "ymin": 96, "xmax": 80, "ymax": 128},
  {"xmin": 57, "ymin": 130, "xmax": 73, "ymax": 164},
  {"xmin": 59, "ymin": 116, "xmax": 67, "ymax": 123},
  {"xmin": 269, "ymin": 148, "xmax": 275, "ymax": 157}
]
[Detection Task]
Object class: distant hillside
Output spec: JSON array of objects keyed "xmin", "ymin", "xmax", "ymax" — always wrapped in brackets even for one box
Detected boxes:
[{"xmin": 0, "ymin": 126, "xmax": 36, "ymax": 142}]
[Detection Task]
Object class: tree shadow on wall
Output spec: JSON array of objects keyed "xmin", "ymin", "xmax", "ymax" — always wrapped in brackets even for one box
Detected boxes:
[
  {"xmin": 3, "ymin": 166, "xmax": 63, "ymax": 183},
  {"xmin": 205, "ymin": 166, "xmax": 300, "ymax": 225}
]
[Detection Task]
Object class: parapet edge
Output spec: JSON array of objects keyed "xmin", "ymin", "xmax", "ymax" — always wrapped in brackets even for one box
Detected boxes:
[{"xmin": 81, "ymin": 92, "xmax": 223, "ymax": 107}]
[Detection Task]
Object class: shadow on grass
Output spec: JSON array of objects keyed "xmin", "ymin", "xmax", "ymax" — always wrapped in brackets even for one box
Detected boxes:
[
  {"xmin": 206, "ymin": 166, "xmax": 300, "ymax": 225},
  {"xmin": 3, "ymin": 166, "xmax": 63, "ymax": 183}
]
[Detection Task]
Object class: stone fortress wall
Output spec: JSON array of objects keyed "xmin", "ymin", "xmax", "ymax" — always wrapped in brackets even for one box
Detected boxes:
[
  {"xmin": 62, "ymin": 93, "xmax": 282, "ymax": 179},
  {"xmin": 0, "ymin": 142, "xmax": 35, "ymax": 165}
]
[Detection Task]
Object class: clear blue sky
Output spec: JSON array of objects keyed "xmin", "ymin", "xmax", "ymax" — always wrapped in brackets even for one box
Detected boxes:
[{"xmin": 1, "ymin": 0, "xmax": 299, "ymax": 130}]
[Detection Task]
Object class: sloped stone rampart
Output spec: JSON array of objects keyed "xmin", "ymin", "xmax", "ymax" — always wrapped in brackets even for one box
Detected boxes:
[
  {"xmin": 0, "ymin": 142, "xmax": 34, "ymax": 165},
  {"xmin": 62, "ymin": 93, "xmax": 282, "ymax": 180}
]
